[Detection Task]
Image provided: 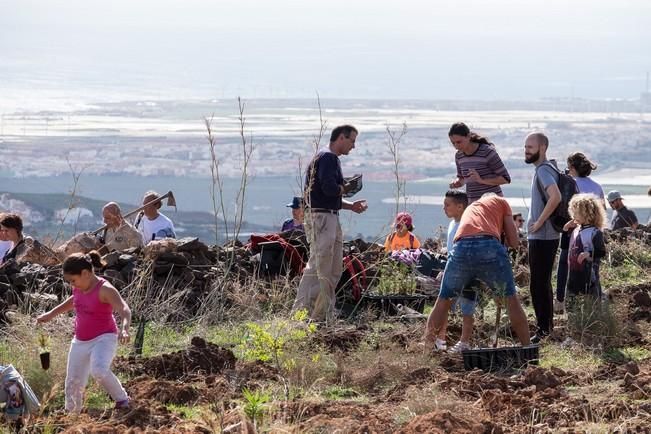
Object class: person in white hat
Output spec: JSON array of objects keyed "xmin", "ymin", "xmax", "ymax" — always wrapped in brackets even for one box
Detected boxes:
[{"xmin": 607, "ymin": 191, "xmax": 638, "ymax": 230}]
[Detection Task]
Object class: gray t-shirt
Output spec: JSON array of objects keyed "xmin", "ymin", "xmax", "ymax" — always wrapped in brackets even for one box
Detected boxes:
[{"xmin": 528, "ymin": 161, "xmax": 561, "ymax": 241}]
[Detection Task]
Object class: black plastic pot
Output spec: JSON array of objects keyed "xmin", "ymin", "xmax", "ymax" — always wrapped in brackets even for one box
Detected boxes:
[
  {"xmin": 361, "ymin": 294, "xmax": 428, "ymax": 316},
  {"xmin": 40, "ymin": 352, "xmax": 50, "ymax": 370},
  {"xmin": 462, "ymin": 344, "xmax": 539, "ymax": 372}
]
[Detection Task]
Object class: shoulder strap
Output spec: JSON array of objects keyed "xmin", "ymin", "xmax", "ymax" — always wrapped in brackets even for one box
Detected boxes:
[
  {"xmin": 409, "ymin": 233, "xmax": 415, "ymax": 249},
  {"xmin": 535, "ymin": 162, "xmax": 560, "ymax": 202}
]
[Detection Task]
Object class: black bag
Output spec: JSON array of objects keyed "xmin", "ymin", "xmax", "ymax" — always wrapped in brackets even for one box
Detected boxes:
[{"xmin": 536, "ymin": 162, "xmax": 579, "ymax": 232}]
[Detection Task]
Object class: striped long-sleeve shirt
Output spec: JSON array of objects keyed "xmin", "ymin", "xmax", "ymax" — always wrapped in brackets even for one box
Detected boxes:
[{"xmin": 455, "ymin": 143, "xmax": 511, "ymax": 203}]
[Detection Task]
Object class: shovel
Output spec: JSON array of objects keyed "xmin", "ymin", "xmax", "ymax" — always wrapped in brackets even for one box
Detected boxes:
[{"xmin": 92, "ymin": 191, "xmax": 177, "ymax": 236}]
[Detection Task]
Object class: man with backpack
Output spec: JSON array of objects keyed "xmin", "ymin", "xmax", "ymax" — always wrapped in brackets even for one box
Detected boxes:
[{"xmin": 525, "ymin": 132, "xmax": 563, "ymax": 343}]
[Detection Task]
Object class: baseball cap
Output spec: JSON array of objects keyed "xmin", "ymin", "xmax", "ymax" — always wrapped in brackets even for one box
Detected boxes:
[
  {"xmin": 286, "ymin": 196, "xmax": 304, "ymax": 209},
  {"xmin": 606, "ymin": 191, "xmax": 622, "ymax": 203}
]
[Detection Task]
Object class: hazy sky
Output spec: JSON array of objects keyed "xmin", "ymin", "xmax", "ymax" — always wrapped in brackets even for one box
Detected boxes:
[{"xmin": 1, "ymin": 0, "xmax": 651, "ymax": 103}]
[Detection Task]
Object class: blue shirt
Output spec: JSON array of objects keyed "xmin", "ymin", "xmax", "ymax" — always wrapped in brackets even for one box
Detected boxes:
[
  {"xmin": 304, "ymin": 151, "xmax": 343, "ymax": 210},
  {"xmin": 447, "ymin": 220, "xmax": 460, "ymax": 254},
  {"xmin": 574, "ymin": 176, "xmax": 604, "ymax": 198},
  {"xmin": 281, "ymin": 219, "xmax": 304, "ymax": 232}
]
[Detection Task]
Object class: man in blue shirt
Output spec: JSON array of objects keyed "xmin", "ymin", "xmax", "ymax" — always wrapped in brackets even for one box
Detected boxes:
[{"xmin": 293, "ymin": 125, "xmax": 368, "ymax": 322}]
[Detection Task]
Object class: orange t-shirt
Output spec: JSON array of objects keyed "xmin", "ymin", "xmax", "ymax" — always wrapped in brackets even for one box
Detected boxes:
[
  {"xmin": 384, "ymin": 231, "xmax": 421, "ymax": 252},
  {"xmin": 454, "ymin": 195, "xmax": 512, "ymax": 241}
]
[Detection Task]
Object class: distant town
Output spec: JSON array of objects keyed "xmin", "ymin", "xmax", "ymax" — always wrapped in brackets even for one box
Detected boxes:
[{"xmin": 1, "ymin": 98, "xmax": 651, "ymax": 183}]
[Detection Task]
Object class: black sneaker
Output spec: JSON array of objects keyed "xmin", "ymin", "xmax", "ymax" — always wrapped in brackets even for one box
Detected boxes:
[{"xmin": 530, "ymin": 333, "xmax": 548, "ymax": 344}]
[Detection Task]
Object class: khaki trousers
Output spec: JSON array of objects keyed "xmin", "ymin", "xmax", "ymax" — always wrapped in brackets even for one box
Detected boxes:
[{"xmin": 293, "ymin": 211, "xmax": 343, "ymax": 322}]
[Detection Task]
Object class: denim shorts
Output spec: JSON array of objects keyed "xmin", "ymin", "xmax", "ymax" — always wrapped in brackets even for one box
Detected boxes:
[
  {"xmin": 439, "ymin": 236, "xmax": 516, "ymax": 299},
  {"xmin": 451, "ymin": 296, "xmax": 478, "ymax": 316}
]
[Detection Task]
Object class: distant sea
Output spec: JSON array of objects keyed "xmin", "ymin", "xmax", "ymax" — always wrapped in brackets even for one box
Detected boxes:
[{"xmin": 1, "ymin": 174, "xmax": 650, "ymax": 241}]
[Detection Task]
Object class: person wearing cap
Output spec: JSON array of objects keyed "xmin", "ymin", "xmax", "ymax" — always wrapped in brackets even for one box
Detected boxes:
[
  {"xmin": 384, "ymin": 212, "xmax": 421, "ymax": 252},
  {"xmin": 292, "ymin": 125, "xmax": 368, "ymax": 323},
  {"xmin": 607, "ymin": 191, "xmax": 638, "ymax": 230},
  {"xmin": 281, "ymin": 197, "xmax": 305, "ymax": 232}
]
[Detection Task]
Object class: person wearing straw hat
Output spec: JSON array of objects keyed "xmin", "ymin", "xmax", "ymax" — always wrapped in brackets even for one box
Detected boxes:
[
  {"xmin": 281, "ymin": 196, "xmax": 305, "ymax": 232},
  {"xmin": 607, "ymin": 191, "xmax": 638, "ymax": 230}
]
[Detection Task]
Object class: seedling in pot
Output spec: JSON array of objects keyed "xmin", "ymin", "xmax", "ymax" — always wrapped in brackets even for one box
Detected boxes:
[{"xmin": 38, "ymin": 332, "xmax": 51, "ymax": 370}]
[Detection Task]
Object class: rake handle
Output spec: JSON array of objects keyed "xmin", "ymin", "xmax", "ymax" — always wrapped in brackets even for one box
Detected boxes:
[
  {"xmin": 91, "ymin": 191, "xmax": 174, "ymax": 235},
  {"xmin": 493, "ymin": 302, "xmax": 501, "ymax": 348}
]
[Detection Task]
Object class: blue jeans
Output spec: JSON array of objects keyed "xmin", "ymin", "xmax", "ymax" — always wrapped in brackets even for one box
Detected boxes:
[
  {"xmin": 439, "ymin": 236, "xmax": 516, "ymax": 299},
  {"xmin": 451, "ymin": 296, "xmax": 478, "ymax": 316}
]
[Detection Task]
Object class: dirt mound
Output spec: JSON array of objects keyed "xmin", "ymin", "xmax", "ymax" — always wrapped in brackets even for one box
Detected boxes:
[
  {"xmin": 398, "ymin": 409, "xmax": 500, "ymax": 434},
  {"xmin": 524, "ymin": 366, "xmax": 562, "ymax": 390},
  {"xmin": 51, "ymin": 401, "xmax": 211, "ymax": 433},
  {"xmin": 117, "ymin": 337, "xmax": 236, "ymax": 380},
  {"xmin": 279, "ymin": 401, "xmax": 397, "ymax": 433},
  {"xmin": 314, "ymin": 325, "xmax": 367, "ymax": 351},
  {"xmin": 128, "ymin": 376, "xmax": 201, "ymax": 405}
]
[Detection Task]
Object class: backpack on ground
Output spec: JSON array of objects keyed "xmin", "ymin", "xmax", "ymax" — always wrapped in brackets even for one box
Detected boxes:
[{"xmin": 536, "ymin": 162, "xmax": 579, "ymax": 232}]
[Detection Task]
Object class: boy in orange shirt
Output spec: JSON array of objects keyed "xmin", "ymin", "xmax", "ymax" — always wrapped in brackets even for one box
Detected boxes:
[{"xmin": 425, "ymin": 194, "xmax": 530, "ymax": 350}]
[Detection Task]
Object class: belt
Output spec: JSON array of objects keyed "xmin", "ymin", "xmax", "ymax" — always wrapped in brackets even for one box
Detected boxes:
[
  {"xmin": 309, "ymin": 208, "xmax": 339, "ymax": 215},
  {"xmin": 461, "ymin": 235, "xmax": 498, "ymax": 241}
]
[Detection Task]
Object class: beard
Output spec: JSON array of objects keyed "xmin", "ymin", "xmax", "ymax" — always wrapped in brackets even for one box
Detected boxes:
[{"xmin": 525, "ymin": 151, "xmax": 540, "ymax": 164}]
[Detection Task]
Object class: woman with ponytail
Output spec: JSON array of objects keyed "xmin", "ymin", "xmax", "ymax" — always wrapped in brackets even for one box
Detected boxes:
[
  {"xmin": 448, "ymin": 122, "xmax": 511, "ymax": 203},
  {"xmin": 36, "ymin": 251, "xmax": 131, "ymax": 413}
]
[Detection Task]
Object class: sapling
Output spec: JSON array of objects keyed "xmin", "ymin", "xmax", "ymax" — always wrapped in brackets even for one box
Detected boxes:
[{"xmin": 38, "ymin": 332, "xmax": 51, "ymax": 370}]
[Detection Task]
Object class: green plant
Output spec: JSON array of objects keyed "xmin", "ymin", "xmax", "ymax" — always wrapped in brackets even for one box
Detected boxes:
[
  {"xmin": 374, "ymin": 261, "xmax": 417, "ymax": 295},
  {"xmin": 322, "ymin": 385, "xmax": 359, "ymax": 400},
  {"xmin": 603, "ymin": 346, "xmax": 651, "ymax": 364},
  {"xmin": 566, "ymin": 295, "xmax": 621, "ymax": 349},
  {"xmin": 166, "ymin": 403, "xmax": 202, "ymax": 420},
  {"xmin": 238, "ymin": 310, "xmax": 316, "ymax": 369},
  {"xmin": 37, "ymin": 332, "xmax": 51, "ymax": 353},
  {"xmin": 242, "ymin": 387, "xmax": 270, "ymax": 428}
]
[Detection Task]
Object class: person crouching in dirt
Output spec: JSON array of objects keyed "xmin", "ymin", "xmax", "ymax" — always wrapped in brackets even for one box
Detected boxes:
[
  {"xmin": 293, "ymin": 125, "xmax": 368, "ymax": 323},
  {"xmin": 135, "ymin": 191, "xmax": 176, "ymax": 244},
  {"xmin": 36, "ymin": 252, "xmax": 131, "ymax": 412},
  {"xmin": 424, "ymin": 193, "xmax": 531, "ymax": 350},
  {"xmin": 384, "ymin": 212, "xmax": 421, "ymax": 252},
  {"xmin": 99, "ymin": 202, "xmax": 144, "ymax": 252}
]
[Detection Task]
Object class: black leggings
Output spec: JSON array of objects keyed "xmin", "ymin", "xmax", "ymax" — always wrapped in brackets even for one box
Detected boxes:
[{"xmin": 528, "ymin": 238, "xmax": 559, "ymax": 335}]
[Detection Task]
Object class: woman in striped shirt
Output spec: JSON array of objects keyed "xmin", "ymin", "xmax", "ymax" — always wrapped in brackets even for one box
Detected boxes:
[{"xmin": 448, "ymin": 122, "xmax": 511, "ymax": 203}]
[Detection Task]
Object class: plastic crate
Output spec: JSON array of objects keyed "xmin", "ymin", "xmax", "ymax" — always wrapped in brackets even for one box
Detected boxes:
[
  {"xmin": 462, "ymin": 344, "xmax": 540, "ymax": 372},
  {"xmin": 361, "ymin": 294, "xmax": 428, "ymax": 316}
]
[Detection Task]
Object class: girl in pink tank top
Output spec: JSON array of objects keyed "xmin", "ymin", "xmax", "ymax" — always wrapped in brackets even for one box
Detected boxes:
[{"xmin": 37, "ymin": 251, "xmax": 131, "ymax": 412}]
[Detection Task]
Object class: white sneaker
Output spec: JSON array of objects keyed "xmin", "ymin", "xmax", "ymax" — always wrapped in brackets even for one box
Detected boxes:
[
  {"xmin": 554, "ymin": 300, "xmax": 565, "ymax": 314},
  {"xmin": 449, "ymin": 341, "xmax": 471, "ymax": 353},
  {"xmin": 434, "ymin": 338, "xmax": 447, "ymax": 351}
]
